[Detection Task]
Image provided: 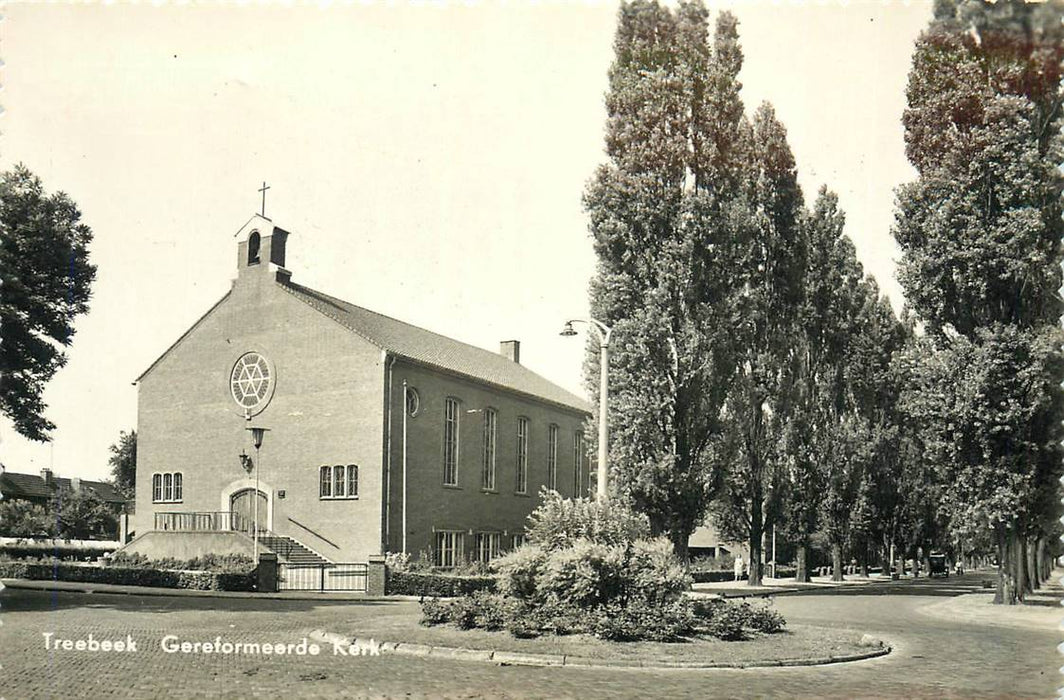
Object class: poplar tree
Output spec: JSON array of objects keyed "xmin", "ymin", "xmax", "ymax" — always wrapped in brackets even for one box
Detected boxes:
[
  {"xmin": 892, "ymin": 0, "xmax": 1064, "ymax": 603},
  {"xmin": 715, "ymin": 103, "xmax": 806, "ymax": 585},
  {"xmin": 584, "ymin": 1, "xmax": 750, "ymax": 557}
]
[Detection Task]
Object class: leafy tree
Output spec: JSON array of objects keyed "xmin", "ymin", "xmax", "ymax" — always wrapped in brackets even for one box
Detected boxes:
[
  {"xmin": 780, "ymin": 189, "xmax": 864, "ymax": 581},
  {"xmin": 107, "ymin": 430, "xmax": 137, "ymax": 500},
  {"xmin": 892, "ymin": 0, "xmax": 1064, "ymax": 603},
  {"xmin": 54, "ymin": 488, "xmax": 117, "ymax": 540},
  {"xmin": 583, "ymin": 1, "xmax": 751, "ymax": 558},
  {"xmin": 0, "ymin": 165, "xmax": 96, "ymax": 441},
  {"xmin": 0, "ymin": 498, "xmax": 54, "ymax": 537},
  {"xmin": 716, "ymin": 103, "xmax": 807, "ymax": 586}
]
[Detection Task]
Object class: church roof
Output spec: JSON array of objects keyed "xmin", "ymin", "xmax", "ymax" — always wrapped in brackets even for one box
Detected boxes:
[{"xmin": 281, "ymin": 281, "xmax": 591, "ymax": 414}]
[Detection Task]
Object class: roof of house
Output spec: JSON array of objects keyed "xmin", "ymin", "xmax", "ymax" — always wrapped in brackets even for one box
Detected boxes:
[
  {"xmin": 0, "ymin": 469, "xmax": 126, "ymax": 504},
  {"xmin": 280, "ymin": 281, "xmax": 591, "ymax": 414}
]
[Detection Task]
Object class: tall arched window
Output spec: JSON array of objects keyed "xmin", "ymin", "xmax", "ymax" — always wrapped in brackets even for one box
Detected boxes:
[{"xmin": 247, "ymin": 232, "xmax": 261, "ymax": 265}]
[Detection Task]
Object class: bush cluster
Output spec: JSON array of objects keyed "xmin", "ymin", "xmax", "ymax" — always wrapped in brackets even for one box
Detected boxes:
[
  {"xmin": 387, "ymin": 570, "xmax": 497, "ymax": 597},
  {"xmin": 691, "ymin": 598, "xmax": 787, "ymax": 640},
  {"xmin": 414, "ymin": 493, "xmax": 787, "ymax": 643},
  {"xmin": 0, "ymin": 560, "xmax": 255, "ymax": 591}
]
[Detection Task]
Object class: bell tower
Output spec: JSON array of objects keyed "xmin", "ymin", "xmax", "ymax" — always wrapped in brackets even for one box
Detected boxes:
[{"xmin": 234, "ymin": 215, "xmax": 291, "ymax": 282}]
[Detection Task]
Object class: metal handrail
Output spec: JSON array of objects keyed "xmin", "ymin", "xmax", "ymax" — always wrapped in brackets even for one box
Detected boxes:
[{"xmin": 153, "ymin": 511, "xmax": 263, "ymax": 533}]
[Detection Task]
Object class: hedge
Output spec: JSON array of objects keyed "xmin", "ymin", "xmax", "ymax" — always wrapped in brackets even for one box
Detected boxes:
[
  {"xmin": 0, "ymin": 545, "xmax": 117, "ymax": 561},
  {"xmin": 691, "ymin": 567, "xmax": 797, "ymax": 583},
  {"xmin": 387, "ymin": 570, "xmax": 496, "ymax": 597},
  {"xmin": 0, "ymin": 561, "xmax": 255, "ymax": 592}
]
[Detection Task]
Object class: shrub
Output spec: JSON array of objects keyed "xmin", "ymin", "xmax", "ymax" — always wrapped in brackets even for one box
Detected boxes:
[
  {"xmin": 447, "ymin": 595, "xmax": 480, "ymax": 630},
  {"xmin": 493, "ymin": 545, "xmax": 546, "ymax": 600},
  {"xmin": 387, "ymin": 570, "xmax": 496, "ymax": 597},
  {"xmin": 526, "ymin": 490, "xmax": 649, "ymax": 552},
  {"xmin": 695, "ymin": 599, "xmax": 750, "ymax": 641},
  {"xmin": 506, "ymin": 613, "xmax": 542, "ymax": 639},
  {"xmin": 747, "ymin": 602, "xmax": 786, "ymax": 634},
  {"xmin": 419, "ymin": 597, "xmax": 451, "ymax": 626},
  {"xmin": 626, "ymin": 538, "xmax": 691, "ymax": 604},
  {"xmin": 535, "ymin": 540, "xmax": 617, "ymax": 608},
  {"xmin": 592, "ymin": 598, "xmax": 694, "ymax": 642},
  {"xmin": 470, "ymin": 591, "xmax": 516, "ymax": 631}
]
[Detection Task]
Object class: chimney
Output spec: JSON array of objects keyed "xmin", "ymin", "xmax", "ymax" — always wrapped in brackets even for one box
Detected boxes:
[
  {"xmin": 40, "ymin": 468, "xmax": 53, "ymax": 485},
  {"xmin": 499, "ymin": 340, "xmax": 520, "ymax": 364}
]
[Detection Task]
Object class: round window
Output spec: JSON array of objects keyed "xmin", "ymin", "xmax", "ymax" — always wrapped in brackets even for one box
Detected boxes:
[
  {"xmin": 405, "ymin": 387, "xmax": 420, "ymax": 417},
  {"xmin": 230, "ymin": 352, "xmax": 273, "ymax": 412}
]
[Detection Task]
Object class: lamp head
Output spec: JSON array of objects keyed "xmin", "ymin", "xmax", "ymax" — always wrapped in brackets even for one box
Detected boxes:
[
  {"xmin": 246, "ymin": 426, "xmax": 269, "ymax": 449},
  {"xmin": 559, "ymin": 321, "xmax": 577, "ymax": 337}
]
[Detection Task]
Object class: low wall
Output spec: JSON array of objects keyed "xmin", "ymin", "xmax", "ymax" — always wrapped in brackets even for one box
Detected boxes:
[{"xmin": 118, "ymin": 531, "xmax": 255, "ymax": 561}]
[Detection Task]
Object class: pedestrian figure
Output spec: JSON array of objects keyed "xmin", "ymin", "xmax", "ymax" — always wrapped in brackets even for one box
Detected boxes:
[{"xmin": 734, "ymin": 554, "xmax": 744, "ymax": 582}]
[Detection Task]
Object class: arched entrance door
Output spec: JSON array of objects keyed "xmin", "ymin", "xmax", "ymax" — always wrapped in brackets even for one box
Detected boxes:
[{"xmin": 230, "ymin": 488, "xmax": 268, "ymax": 535}]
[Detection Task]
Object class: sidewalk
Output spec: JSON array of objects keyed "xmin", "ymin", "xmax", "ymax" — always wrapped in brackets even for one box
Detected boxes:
[
  {"xmin": 692, "ymin": 573, "xmax": 889, "ymax": 598},
  {"xmin": 0, "ymin": 578, "xmax": 420, "ymax": 603},
  {"xmin": 916, "ymin": 569, "xmax": 1062, "ymax": 631}
]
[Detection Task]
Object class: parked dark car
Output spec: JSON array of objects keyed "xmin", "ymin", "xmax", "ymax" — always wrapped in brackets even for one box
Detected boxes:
[{"xmin": 929, "ymin": 552, "xmax": 949, "ymax": 578}]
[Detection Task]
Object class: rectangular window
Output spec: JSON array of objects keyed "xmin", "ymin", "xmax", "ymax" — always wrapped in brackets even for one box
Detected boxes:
[
  {"xmin": 434, "ymin": 530, "xmax": 464, "ymax": 568},
  {"xmin": 347, "ymin": 465, "xmax": 358, "ymax": 497},
  {"xmin": 573, "ymin": 431, "xmax": 584, "ymax": 496},
  {"xmin": 320, "ymin": 466, "xmax": 332, "ymax": 498},
  {"xmin": 547, "ymin": 424, "xmax": 558, "ymax": 491},
  {"xmin": 516, "ymin": 417, "xmax": 528, "ymax": 494},
  {"xmin": 153, "ymin": 472, "xmax": 181, "ymax": 503},
  {"xmin": 482, "ymin": 409, "xmax": 497, "ymax": 490},
  {"xmin": 474, "ymin": 532, "xmax": 502, "ymax": 563},
  {"xmin": 443, "ymin": 398, "xmax": 460, "ymax": 486},
  {"xmin": 319, "ymin": 464, "xmax": 358, "ymax": 500},
  {"xmin": 333, "ymin": 465, "xmax": 346, "ymax": 497},
  {"xmin": 512, "ymin": 533, "xmax": 526, "ymax": 550}
]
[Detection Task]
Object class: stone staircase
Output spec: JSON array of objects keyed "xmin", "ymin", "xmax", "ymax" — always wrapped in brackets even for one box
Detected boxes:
[{"xmin": 258, "ymin": 534, "xmax": 330, "ymax": 565}]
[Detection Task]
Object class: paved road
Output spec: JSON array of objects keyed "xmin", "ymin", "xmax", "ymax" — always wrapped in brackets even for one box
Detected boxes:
[{"xmin": 0, "ymin": 573, "xmax": 1056, "ymax": 699}]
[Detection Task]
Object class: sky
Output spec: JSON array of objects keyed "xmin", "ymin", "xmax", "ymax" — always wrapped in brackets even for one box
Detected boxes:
[{"xmin": 0, "ymin": 0, "xmax": 932, "ymax": 481}]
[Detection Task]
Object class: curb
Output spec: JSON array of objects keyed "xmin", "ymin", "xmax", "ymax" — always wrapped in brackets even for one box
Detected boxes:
[
  {"xmin": 308, "ymin": 629, "xmax": 893, "ymax": 670},
  {"xmin": 0, "ymin": 578, "xmax": 423, "ymax": 603}
]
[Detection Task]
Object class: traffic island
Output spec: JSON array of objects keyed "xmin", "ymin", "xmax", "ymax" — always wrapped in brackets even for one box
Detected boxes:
[{"xmin": 308, "ymin": 618, "xmax": 891, "ymax": 670}]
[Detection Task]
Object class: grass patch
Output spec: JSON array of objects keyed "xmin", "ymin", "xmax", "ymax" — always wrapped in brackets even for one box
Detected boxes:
[{"xmin": 340, "ymin": 605, "xmax": 872, "ymax": 665}]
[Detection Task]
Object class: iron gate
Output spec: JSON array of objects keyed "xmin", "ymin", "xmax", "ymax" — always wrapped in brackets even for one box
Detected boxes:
[{"xmin": 278, "ymin": 563, "xmax": 368, "ymax": 592}]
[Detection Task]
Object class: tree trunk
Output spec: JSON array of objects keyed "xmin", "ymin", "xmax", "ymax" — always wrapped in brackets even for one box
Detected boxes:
[
  {"xmin": 995, "ymin": 525, "xmax": 1019, "ymax": 605},
  {"xmin": 1013, "ymin": 530, "xmax": 1027, "ymax": 601},
  {"xmin": 1026, "ymin": 536, "xmax": 1039, "ymax": 590},
  {"xmin": 831, "ymin": 542, "xmax": 844, "ymax": 582},
  {"xmin": 748, "ymin": 515, "xmax": 763, "ymax": 587},
  {"xmin": 669, "ymin": 529, "xmax": 690, "ymax": 566},
  {"xmin": 796, "ymin": 544, "xmax": 811, "ymax": 583},
  {"xmin": 921, "ymin": 548, "xmax": 930, "ymax": 579}
]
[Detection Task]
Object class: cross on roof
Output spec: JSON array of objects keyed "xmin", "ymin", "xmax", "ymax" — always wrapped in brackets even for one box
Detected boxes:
[{"xmin": 258, "ymin": 181, "xmax": 271, "ymax": 217}]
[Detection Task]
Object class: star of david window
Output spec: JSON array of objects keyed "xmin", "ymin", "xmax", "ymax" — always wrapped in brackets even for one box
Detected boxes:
[{"xmin": 230, "ymin": 352, "xmax": 272, "ymax": 411}]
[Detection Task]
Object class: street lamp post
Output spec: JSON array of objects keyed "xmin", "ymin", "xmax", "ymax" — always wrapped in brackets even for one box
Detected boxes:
[
  {"xmin": 560, "ymin": 318, "xmax": 612, "ymax": 501},
  {"xmin": 246, "ymin": 425, "xmax": 270, "ymax": 559}
]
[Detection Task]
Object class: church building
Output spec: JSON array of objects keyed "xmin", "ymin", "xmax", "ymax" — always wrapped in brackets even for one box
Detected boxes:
[{"xmin": 127, "ymin": 215, "xmax": 591, "ymax": 569}]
